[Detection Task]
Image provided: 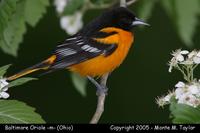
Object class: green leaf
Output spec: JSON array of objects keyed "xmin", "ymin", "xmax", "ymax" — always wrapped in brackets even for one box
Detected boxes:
[
  {"xmin": 25, "ymin": 0, "xmax": 49, "ymax": 27},
  {"xmin": 0, "ymin": 0, "xmax": 18, "ymax": 55},
  {"xmin": 8, "ymin": 77, "xmax": 37, "ymax": 88},
  {"xmin": 63, "ymin": 0, "xmax": 84, "ymax": 15},
  {"xmin": 0, "ymin": 0, "xmax": 49, "ymax": 56},
  {"xmin": 161, "ymin": 0, "xmax": 176, "ymax": 19},
  {"xmin": 71, "ymin": 73, "xmax": 87, "ymax": 97},
  {"xmin": 0, "ymin": 64, "xmax": 11, "ymax": 77},
  {"xmin": 0, "ymin": 0, "xmax": 17, "ymax": 36},
  {"xmin": 0, "ymin": 100, "xmax": 45, "ymax": 123},
  {"xmin": 39, "ymin": 0, "xmax": 50, "ymax": 6},
  {"xmin": 137, "ymin": 0, "xmax": 157, "ymax": 20},
  {"xmin": 161, "ymin": 0, "xmax": 200, "ymax": 47},
  {"xmin": 169, "ymin": 99, "xmax": 200, "ymax": 123},
  {"xmin": 1, "ymin": 0, "xmax": 26, "ymax": 56},
  {"xmin": 176, "ymin": 0, "xmax": 199, "ymax": 47}
]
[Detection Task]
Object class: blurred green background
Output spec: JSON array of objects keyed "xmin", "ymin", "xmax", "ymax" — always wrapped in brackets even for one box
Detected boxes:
[{"xmin": 1, "ymin": 1, "xmax": 200, "ymax": 123}]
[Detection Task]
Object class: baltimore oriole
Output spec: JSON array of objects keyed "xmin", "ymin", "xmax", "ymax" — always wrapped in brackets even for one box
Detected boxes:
[{"xmin": 6, "ymin": 7, "xmax": 149, "ymax": 93}]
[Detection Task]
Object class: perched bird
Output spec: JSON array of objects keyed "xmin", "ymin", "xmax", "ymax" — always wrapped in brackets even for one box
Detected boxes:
[{"xmin": 7, "ymin": 7, "xmax": 149, "ymax": 94}]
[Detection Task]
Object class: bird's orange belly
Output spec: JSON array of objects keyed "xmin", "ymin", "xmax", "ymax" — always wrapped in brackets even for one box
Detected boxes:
[{"xmin": 69, "ymin": 28, "xmax": 134, "ymax": 77}]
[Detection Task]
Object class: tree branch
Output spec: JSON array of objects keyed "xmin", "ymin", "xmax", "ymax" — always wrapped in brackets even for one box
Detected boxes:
[
  {"xmin": 120, "ymin": 0, "xmax": 138, "ymax": 7},
  {"xmin": 120, "ymin": 0, "xmax": 127, "ymax": 7},
  {"xmin": 127, "ymin": 0, "xmax": 138, "ymax": 6},
  {"xmin": 90, "ymin": 73, "xmax": 109, "ymax": 124}
]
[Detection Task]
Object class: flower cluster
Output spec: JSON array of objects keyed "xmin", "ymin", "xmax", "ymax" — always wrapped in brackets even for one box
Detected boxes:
[
  {"xmin": 168, "ymin": 49, "xmax": 200, "ymax": 73},
  {"xmin": 157, "ymin": 49, "xmax": 200, "ymax": 108},
  {"xmin": 168, "ymin": 49, "xmax": 200, "ymax": 83},
  {"xmin": 157, "ymin": 80, "xmax": 200, "ymax": 108},
  {"xmin": 0, "ymin": 78, "xmax": 9, "ymax": 99},
  {"xmin": 54, "ymin": 0, "xmax": 83, "ymax": 35}
]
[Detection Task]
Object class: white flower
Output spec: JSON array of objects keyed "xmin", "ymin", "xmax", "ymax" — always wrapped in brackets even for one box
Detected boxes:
[
  {"xmin": 174, "ymin": 82, "xmax": 187, "ymax": 100},
  {"xmin": 175, "ymin": 81, "xmax": 185, "ymax": 88},
  {"xmin": 0, "ymin": 78, "xmax": 8, "ymax": 91},
  {"xmin": 193, "ymin": 51, "xmax": 200, "ymax": 64},
  {"xmin": 177, "ymin": 92, "xmax": 190, "ymax": 104},
  {"xmin": 156, "ymin": 92, "xmax": 174, "ymax": 107},
  {"xmin": 196, "ymin": 51, "xmax": 200, "ymax": 57},
  {"xmin": 168, "ymin": 49, "xmax": 189, "ymax": 72},
  {"xmin": 188, "ymin": 50, "xmax": 197, "ymax": 58},
  {"xmin": 180, "ymin": 50, "xmax": 189, "ymax": 55},
  {"xmin": 174, "ymin": 81, "xmax": 200, "ymax": 107},
  {"xmin": 54, "ymin": 0, "xmax": 69, "ymax": 13},
  {"xmin": 172, "ymin": 49, "xmax": 189, "ymax": 62},
  {"xmin": 177, "ymin": 93, "xmax": 200, "ymax": 107},
  {"xmin": 163, "ymin": 93, "xmax": 173, "ymax": 102},
  {"xmin": 156, "ymin": 96, "xmax": 167, "ymax": 107},
  {"xmin": 193, "ymin": 56, "xmax": 200, "ymax": 64},
  {"xmin": 175, "ymin": 87, "xmax": 185, "ymax": 99},
  {"xmin": 0, "ymin": 78, "xmax": 9, "ymax": 99},
  {"xmin": 188, "ymin": 85, "xmax": 199, "ymax": 95},
  {"xmin": 0, "ymin": 92, "xmax": 9, "ymax": 99},
  {"xmin": 187, "ymin": 50, "xmax": 200, "ymax": 64},
  {"xmin": 60, "ymin": 12, "xmax": 83, "ymax": 35}
]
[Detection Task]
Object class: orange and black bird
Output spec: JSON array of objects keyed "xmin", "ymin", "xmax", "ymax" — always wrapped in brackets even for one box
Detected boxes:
[{"xmin": 7, "ymin": 7, "xmax": 149, "ymax": 94}]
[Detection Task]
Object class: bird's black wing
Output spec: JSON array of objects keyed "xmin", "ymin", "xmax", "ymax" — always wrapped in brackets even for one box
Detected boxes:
[{"xmin": 49, "ymin": 33, "xmax": 118, "ymax": 70}]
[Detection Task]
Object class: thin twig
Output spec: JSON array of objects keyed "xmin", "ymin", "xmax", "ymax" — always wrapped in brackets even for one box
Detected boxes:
[
  {"xmin": 90, "ymin": 73, "xmax": 109, "ymax": 124},
  {"xmin": 120, "ymin": 0, "xmax": 127, "ymax": 7},
  {"xmin": 90, "ymin": 94, "xmax": 106, "ymax": 123},
  {"xmin": 127, "ymin": 0, "xmax": 138, "ymax": 6}
]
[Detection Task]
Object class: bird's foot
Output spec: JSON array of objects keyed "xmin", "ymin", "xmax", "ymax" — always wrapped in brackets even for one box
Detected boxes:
[
  {"xmin": 87, "ymin": 76, "xmax": 108, "ymax": 96},
  {"xmin": 96, "ymin": 85, "xmax": 108, "ymax": 96}
]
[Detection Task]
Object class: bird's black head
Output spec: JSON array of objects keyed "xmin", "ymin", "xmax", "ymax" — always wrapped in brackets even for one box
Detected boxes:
[
  {"xmin": 105, "ymin": 7, "xmax": 149, "ymax": 31},
  {"xmin": 80, "ymin": 7, "xmax": 149, "ymax": 35}
]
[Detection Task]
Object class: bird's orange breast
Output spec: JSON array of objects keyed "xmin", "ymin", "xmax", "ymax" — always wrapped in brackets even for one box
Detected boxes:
[{"xmin": 69, "ymin": 27, "xmax": 134, "ymax": 77}]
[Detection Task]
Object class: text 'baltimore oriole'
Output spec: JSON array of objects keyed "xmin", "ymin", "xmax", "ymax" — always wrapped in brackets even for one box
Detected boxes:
[{"xmin": 7, "ymin": 7, "xmax": 149, "ymax": 92}]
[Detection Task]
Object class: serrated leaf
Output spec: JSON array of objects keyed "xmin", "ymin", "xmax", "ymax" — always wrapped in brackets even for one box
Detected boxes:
[
  {"xmin": 8, "ymin": 77, "xmax": 37, "ymax": 88},
  {"xmin": 176, "ymin": 0, "xmax": 199, "ymax": 47},
  {"xmin": 0, "ymin": 100, "xmax": 45, "ymax": 123},
  {"xmin": 161, "ymin": 0, "xmax": 176, "ymax": 19},
  {"xmin": 161, "ymin": 0, "xmax": 200, "ymax": 47},
  {"xmin": 39, "ymin": 0, "xmax": 50, "ymax": 6},
  {"xmin": 0, "ymin": 0, "xmax": 17, "ymax": 53},
  {"xmin": 25, "ymin": 0, "xmax": 49, "ymax": 27},
  {"xmin": 63, "ymin": 0, "xmax": 84, "ymax": 15},
  {"xmin": 0, "ymin": 64, "xmax": 11, "ymax": 76},
  {"xmin": 170, "ymin": 99, "xmax": 200, "ymax": 123},
  {"xmin": 0, "ymin": 0, "xmax": 49, "ymax": 56},
  {"xmin": 0, "ymin": 0, "xmax": 17, "ymax": 35},
  {"xmin": 137, "ymin": 0, "xmax": 157, "ymax": 20},
  {"xmin": 0, "ymin": 0, "xmax": 26, "ymax": 56},
  {"xmin": 71, "ymin": 73, "xmax": 87, "ymax": 97}
]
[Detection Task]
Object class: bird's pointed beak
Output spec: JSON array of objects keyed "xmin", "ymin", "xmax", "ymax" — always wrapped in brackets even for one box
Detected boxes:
[{"xmin": 132, "ymin": 18, "xmax": 150, "ymax": 27}]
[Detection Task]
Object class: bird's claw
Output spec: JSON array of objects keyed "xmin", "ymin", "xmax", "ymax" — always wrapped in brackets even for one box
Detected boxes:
[
  {"xmin": 87, "ymin": 76, "xmax": 108, "ymax": 96},
  {"xmin": 96, "ymin": 86, "xmax": 108, "ymax": 96}
]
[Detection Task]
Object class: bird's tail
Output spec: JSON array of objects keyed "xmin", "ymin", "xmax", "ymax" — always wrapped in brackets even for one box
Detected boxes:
[{"xmin": 6, "ymin": 55, "xmax": 56, "ymax": 81}]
